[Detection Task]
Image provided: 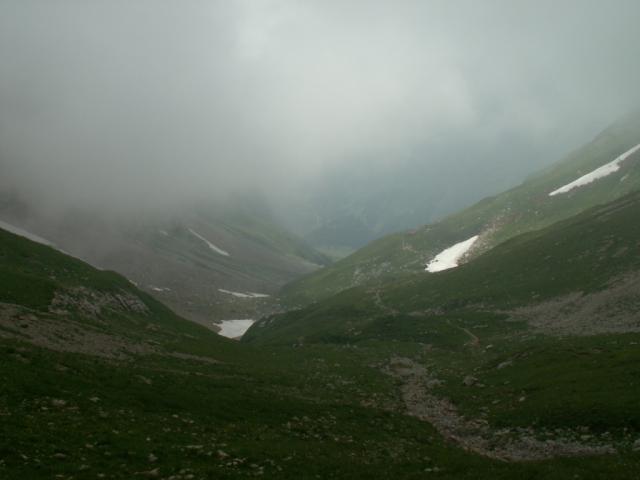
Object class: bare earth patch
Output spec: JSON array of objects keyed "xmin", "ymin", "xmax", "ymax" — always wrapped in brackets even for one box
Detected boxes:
[
  {"xmin": 383, "ymin": 357, "xmax": 616, "ymax": 461},
  {"xmin": 0, "ymin": 301, "xmax": 157, "ymax": 360},
  {"xmin": 168, "ymin": 352, "xmax": 222, "ymax": 364},
  {"xmin": 509, "ymin": 273, "xmax": 640, "ymax": 336},
  {"xmin": 50, "ymin": 287, "xmax": 150, "ymax": 318}
]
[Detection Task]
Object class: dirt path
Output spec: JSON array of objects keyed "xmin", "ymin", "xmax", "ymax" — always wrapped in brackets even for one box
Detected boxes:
[
  {"xmin": 446, "ymin": 320, "xmax": 480, "ymax": 347},
  {"xmin": 383, "ymin": 357, "xmax": 616, "ymax": 462},
  {"xmin": 401, "ymin": 238, "xmax": 418, "ymax": 253},
  {"xmin": 372, "ymin": 289, "xmax": 399, "ymax": 317}
]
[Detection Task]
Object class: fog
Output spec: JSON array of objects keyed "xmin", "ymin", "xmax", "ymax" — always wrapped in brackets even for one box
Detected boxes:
[{"xmin": 1, "ymin": 0, "xmax": 640, "ymax": 220}]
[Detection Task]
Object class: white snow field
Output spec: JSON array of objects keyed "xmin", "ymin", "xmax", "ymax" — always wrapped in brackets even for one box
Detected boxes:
[
  {"xmin": 549, "ymin": 143, "xmax": 640, "ymax": 196},
  {"xmin": 218, "ymin": 289, "xmax": 270, "ymax": 299},
  {"xmin": 217, "ymin": 319, "xmax": 255, "ymax": 339},
  {"xmin": 0, "ymin": 220, "xmax": 55, "ymax": 247},
  {"xmin": 188, "ymin": 228, "xmax": 230, "ymax": 256},
  {"xmin": 150, "ymin": 286, "xmax": 171, "ymax": 292},
  {"xmin": 426, "ymin": 235, "xmax": 479, "ymax": 273}
]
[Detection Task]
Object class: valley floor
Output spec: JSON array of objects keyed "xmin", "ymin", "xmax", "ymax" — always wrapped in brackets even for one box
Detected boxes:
[{"xmin": 4, "ymin": 324, "xmax": 640, "ymax": 479}]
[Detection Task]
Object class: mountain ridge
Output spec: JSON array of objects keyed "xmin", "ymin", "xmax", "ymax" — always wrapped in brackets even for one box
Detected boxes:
[
  {"xmin": 0, "ymin": 195, "xmax": 330, "ymax": 328},
  {"xmin": 281, "ymin": 111, "xmax": 640, "ymax": 306}
]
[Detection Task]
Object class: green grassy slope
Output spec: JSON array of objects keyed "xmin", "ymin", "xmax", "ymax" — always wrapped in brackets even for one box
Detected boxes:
[
  {"xmin": 247, "ymin": 190, "xmax": 640, "ymax": 344},
  {"xmin": 132, "ymin": 205, "xmax": 331, "ymax": 325},
  {"xmin": 282, "ymin": 111, "xmax": 640, "ymax": 305},
  {"xmin": 244, "ymin": 191, "xmax": 640, "ymax": 464},
  {"xmin": 0, "ymin": 227, "xmax": 237, "ymax": 353},
  {"xmin": 0, "ymin": 196, "xmax": 331, "ymax": 327},
  {"xmin": 4, "ymin": 221, "xmax": 640, "ymax": 477}
]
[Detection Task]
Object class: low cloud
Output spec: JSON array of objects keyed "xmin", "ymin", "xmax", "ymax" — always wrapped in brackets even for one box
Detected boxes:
[{"xmin": 1, "ymin": 0, "xmax": 639, "ymax": 214}]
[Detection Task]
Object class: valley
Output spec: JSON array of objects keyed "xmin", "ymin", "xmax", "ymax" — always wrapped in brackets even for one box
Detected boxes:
[
  {"xmin": 0, "ymin": 196, "xmax": 329, "ymax": 332},
  {"xmin": 281, "ymin": 111, "xmax": 640, "ymax": 306},
  {"xmin": 3, "ymin": 3, "xmax": 640, "ymax": 476},
  {"xmin": 3, "ymin": 114, "xmax": 640, "ymax": 478}
]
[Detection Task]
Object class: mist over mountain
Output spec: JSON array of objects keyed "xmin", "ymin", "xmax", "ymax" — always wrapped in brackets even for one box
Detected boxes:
[
  {"xmin": 2, "ymin": 0, "xmax": 640, "ymax": 235},
  {"xmin": 6, "ymin": 3, "xmax": 640, "ymax": 479}
]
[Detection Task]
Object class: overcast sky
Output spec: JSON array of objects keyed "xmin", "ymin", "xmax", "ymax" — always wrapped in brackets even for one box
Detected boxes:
[{"xmin": 1, "ymin": 0, "xmax": 640, "ymax": 214}]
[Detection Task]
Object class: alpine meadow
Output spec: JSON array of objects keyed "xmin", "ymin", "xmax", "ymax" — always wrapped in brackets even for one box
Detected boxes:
[{"xmin": 2, "ymin": 1, "xmax": 640, "ymax": 479}]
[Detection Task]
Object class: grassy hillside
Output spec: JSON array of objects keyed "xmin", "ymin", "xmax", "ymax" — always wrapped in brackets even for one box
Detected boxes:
[
  {"xmin": 248, "ymin": 190, "xmax": 640, "ymax": 343},
  {"xmin": 120, "ymin": 206, "xmax": 330, "ymax": 324},
  {"xmin": 4, "ymin": 219, "xmax": 640, "ymax": 477},
  {"xmin": 282, "ymin": 111, "xmax": 640, "ymax": 305},
  {"xmin": 244, "ymin": 191, "xmax": 640, "ymax": 467},
  {"xmin": 0, "ymin": 195, "xmax": 330, "ymax": 327}
]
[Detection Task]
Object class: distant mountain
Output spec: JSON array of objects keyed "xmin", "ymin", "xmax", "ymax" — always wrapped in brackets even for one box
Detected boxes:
[
  {"xmin": 277, "ymin": 122, "xmax": 585, "ymax": 257},
  {"xmin": 282, "ymin": 111, "xmax": 640, "ymax": 305},
  {"xmin": 0, "ymin": 194, "xmax": 330, "ymax": 328},
  {"xmin": 303, "ymin": 215, "xmax": 375, "ymax": 254},
  {"xmin": 247, "ymin": 189, "xmax": 640, "ymax": 345}
]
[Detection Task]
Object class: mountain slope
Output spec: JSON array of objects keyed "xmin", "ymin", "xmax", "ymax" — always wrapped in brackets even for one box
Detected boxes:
[
  {"xmin": 4, "ymin": 198, "xmax": 640, "ymax": 477},
  {"xmin": 248, "ymin": 189, "xmax": 640, "ymax": 344},
  {"xmin": 0, "ymin": 225, "xmax": 237, "ymax": 355},
  {"xmin": 0, "ymin": 195, "xmax": 330, "ymax": 327},
  {"xmin": 244, "ymin": 190, "xmax": 640, "ymax": 465},
  {"xmin": 282, "ymin": 111, "xmax": 640, "ymax": 305}
]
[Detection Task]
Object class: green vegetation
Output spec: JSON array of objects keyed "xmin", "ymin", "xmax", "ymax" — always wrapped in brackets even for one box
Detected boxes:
[
  {"xmin": 2, "ymin": 188, "xmax": 640, "ymax": 477},
  {"xmin": 4, "ymin": 119, "xmax": 640, "ymax": 477},
  {"xmin": 243, "ymin": 190, "xmax": 640, "ymax": 473},
  {"xmin": 250, "ymin": 191, "xmax": 640, "ymax": 344},
  {"xmin": 83, "ymin": 197, "xmax": 333, "ymax": 325},
  {"xmin": 282, "ymin": 111, "xmax": 640, "ymax": 305}
]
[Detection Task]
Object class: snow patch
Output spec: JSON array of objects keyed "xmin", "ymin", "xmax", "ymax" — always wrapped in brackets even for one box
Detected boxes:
[
  {"xmin": 0, "ymin": 220, "xmax": 55, "ymax": 247},
  {"xmin": 218, "ymin": 289, "xmax": 269, "ymax": 299},
  {"xmin": 549, "ymin": 143, "xmax": 640, "ymax": 196},
  {"xmin": 217, "ymin": 319, "xmax": 255, "ymax": 339},
  {"xmin": 426, "ymin": 235, "xmax": 479, "ymax": 273},
  {"xmin": 150, "ymin": 286, "xmax": 171, "ymax": 292},
  {"xmin": 188, "ymin": 228, "xmax": 230, "ymax": 256}
]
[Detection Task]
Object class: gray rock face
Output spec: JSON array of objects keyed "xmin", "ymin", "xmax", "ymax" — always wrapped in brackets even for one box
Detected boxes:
[
  {"xmin": 50, "ymin": 287, "xmax": 150, "ymax": 318},
  {"xmin": 462, "ymin": 375, "xmax": 477, "ymax": 386}
]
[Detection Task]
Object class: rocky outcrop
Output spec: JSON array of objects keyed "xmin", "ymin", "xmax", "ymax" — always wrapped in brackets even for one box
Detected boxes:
[
  {"xmin": 383, "ymin": 357, "xmax": 616, "ymax": 462},
  {"xmin": 50, "ymin": 287, "xmax": 149, "ymax": 318}
]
